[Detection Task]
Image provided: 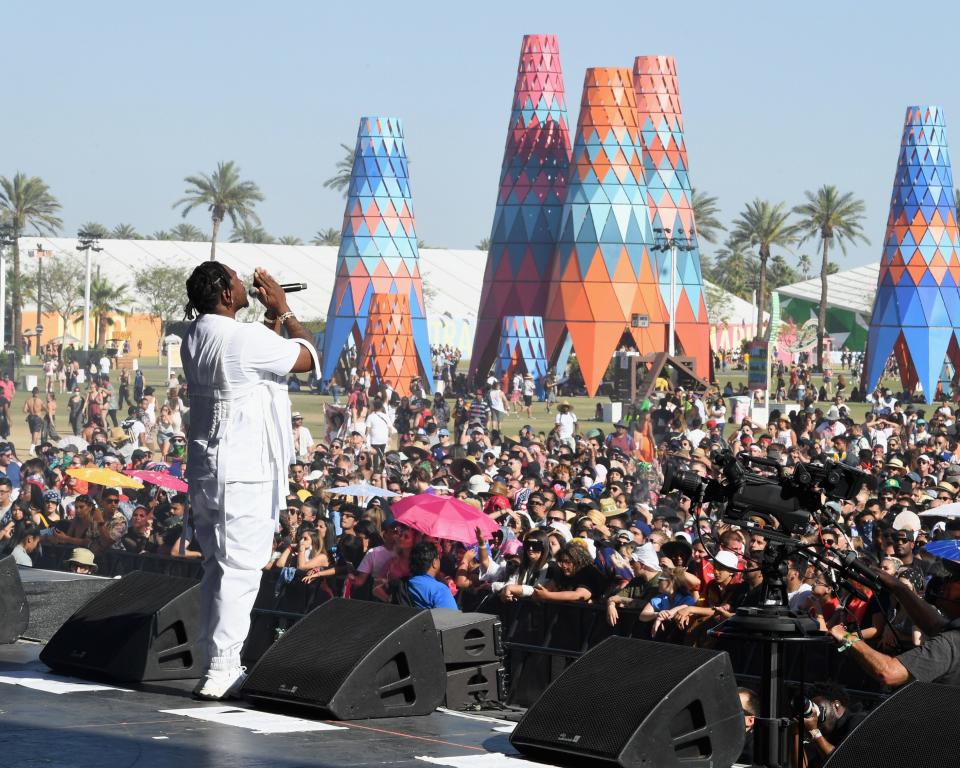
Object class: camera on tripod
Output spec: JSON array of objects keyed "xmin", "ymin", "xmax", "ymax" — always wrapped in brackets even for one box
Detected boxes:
[{"xmin": 662, "ymin": 449, "xmax": 868, "ymax": 534}]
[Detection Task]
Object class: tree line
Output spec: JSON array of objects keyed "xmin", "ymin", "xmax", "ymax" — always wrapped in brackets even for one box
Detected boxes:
[{"xmin": 0, "ymin": 156, "xmax": 894, "ymax": 372}]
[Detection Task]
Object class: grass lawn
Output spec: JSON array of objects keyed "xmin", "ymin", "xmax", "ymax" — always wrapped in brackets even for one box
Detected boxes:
[{"xmin": 7, "ymin": 359, "xmax": 887, "ymax": 455}]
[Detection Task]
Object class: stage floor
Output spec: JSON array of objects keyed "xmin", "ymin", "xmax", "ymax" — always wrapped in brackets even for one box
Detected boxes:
[{"xmin": 0, "ymin": 642, "xmax": 532, "ymax": 768}]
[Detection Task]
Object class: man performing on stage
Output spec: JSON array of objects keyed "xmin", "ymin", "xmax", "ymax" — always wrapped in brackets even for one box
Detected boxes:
[{"xmin": 182, "ymin": 262, "xmax": 318, "ymax": 700}]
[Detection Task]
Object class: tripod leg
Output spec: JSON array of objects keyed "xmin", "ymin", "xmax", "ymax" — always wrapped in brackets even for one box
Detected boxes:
[{"xmin": 754, "ymin": 640, "xmax": 788, "ymax": 768}]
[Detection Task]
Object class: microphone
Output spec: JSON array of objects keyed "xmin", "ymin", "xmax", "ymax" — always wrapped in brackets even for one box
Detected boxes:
[
  {"xmin": 248, "ymin": 282, "xmax": 307, "ymax": 298},
  {"xmin": 836, "ymin": 550, "xmax": 883, "ymax": 592}
]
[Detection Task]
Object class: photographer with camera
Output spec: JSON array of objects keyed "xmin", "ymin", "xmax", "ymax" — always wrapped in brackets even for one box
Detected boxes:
[{"xmin": 791, "ymin": 682, "xmax": 867, "ymax": 767}]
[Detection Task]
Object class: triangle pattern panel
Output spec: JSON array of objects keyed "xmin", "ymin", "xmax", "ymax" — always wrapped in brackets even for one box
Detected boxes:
[
  {"xmin": 471, "ymin": 34, "xmax": 573, "ymax": 381},
  {"xmin": 543, "ymin": 66, "xmax": 669, "ymax": 396},
  {"xmin": 320, "ymin": 116, "xmax": 434, "ymax": 387},
  {"xmin": 357, "ymin": 293, "xmax": 422, "ymax": 398},
  {"xmin": 864, "ymin": 105, "xmax": 960, "ymax": 403},
  {"xmin": 633, "ymin": 55, "xmax": 710, "ymax": 379},
  {"xmin": 494, "ymin": 315, "xmax": 548, "ymax": 397}
]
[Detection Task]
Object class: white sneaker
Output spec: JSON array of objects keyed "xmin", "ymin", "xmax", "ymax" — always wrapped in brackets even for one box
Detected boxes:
[{"xmin": 192, "ymin": 665, "xmax": 247, "ymax": 701}]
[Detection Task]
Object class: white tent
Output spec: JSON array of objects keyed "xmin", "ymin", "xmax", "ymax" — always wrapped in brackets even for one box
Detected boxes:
[{"xmin": 19, "ymin": 237, "xmax": 484, "ymax": 352}]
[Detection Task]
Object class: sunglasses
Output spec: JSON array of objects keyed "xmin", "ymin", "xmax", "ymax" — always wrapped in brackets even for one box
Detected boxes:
[
  {"xmin": 547, "ymin": 515, "xmax": 565, "ymax": 522},
  {"xmin": 524, "ymin": 543, "xmax": 543, "ymax": 551}
]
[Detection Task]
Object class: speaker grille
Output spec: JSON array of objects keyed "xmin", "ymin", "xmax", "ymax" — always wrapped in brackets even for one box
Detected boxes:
[
  {"xmin": 243, "ymin": 599, "xmax": 424, "ymax": 704},
  {"xmin": 68, "ymin": 571, "xmax": 197, "ymax": 623},
  {"xmin": 824, "ymin": 682, "xmax": 959, "ymax": 768},
  {"xmin": 514, "ymin": 637, "xmax": 726, "ymax": 760}
]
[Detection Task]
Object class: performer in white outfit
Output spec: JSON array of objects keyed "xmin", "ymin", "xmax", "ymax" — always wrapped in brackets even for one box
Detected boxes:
[{"xmin": 182, "ymin": 262, "xmax": 318, "ymax": 700}]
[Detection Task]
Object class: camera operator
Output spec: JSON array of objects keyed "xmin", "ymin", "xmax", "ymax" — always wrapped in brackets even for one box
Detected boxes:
[
  {"xmin": 823, "ymin": 546, "xmax": 960, "ymax": 687},
  {"xmin": 792, "ymin": 682, "xmax": 867, "ymax": 767}
]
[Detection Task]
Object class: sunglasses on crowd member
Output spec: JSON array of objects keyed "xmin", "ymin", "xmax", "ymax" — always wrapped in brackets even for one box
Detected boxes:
[
  {"xmin": 547, "ymin": 514, "xmax": 566, "ymax": 523},
  {"xmin": 524, "ymin": 541, "xmax": 543, "ymax": 552},
  {"xmin": 883, "ymin": 532, "xmax": 913, "ymax": 543}
]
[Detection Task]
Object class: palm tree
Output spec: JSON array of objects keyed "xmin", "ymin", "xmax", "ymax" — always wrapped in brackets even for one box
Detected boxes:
[
  {"xmin": 708, "ymin": 239, "xmax": 759, "ymax": 300},
  {"xmin": 151, "ymin": 230, "xmax": 174, "ymax": 240},
  {"xmin": 88, "ymin": 275, "xmax": 130, "ymax": 347},
  {"xmin": 173, "ymin": 161, "xmax": 264, "ymax": 260},
  {"xmin": 690, "ymin": 188, "xmax": 725, "ymax": 245},
  {"xmin": 798, "ymin": 253, "xmax": 812, "ymax": 279},
  {"xmin": 793, "ymin": 186, "xmax": 869, "ymax": 369},
  {"xmin": 312, "ymin": 227, "xmax": 341, "ymax": 246},
  {"xmin": 78, "ymin": 221, "xmax": 109, "ymax": 239},
  {"xmin": 730, "ymin": 199, "xmax": 797, "ymax": 333},
  {"xmin": 278, "ymin": 235, "xmax": 303, "ymax": 245},
  {"xmin": 229, "ymin": 223, "xmax": 275, "ymax": 243},
  {"xmin": 322, "ymin": 143, "xmax": 355, "ymax": 197},
  {"xmin": 0, "ymin": 172, "xmax": 62, "ymax": 345},
  {"xmin": 476, "ymin": 237, "xmax": 491, "ymax": 251},
  {"xmin": 110, "ymin": 223, "xmax": 142, "ymax": 239},
  {"xmin": 169, "ymin": 223, "xmax": 208, "ymax": 242}
]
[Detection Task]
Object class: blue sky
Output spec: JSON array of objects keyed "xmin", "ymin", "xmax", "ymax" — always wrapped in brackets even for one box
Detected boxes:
[{"xmin": 4, "ymin": 1, "xmax": 958, "ymax": 270}]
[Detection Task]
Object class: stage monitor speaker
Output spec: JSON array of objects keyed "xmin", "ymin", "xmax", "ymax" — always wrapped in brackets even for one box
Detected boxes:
[
  {"xmin": 0, "ymin": 556, "xmax": 29, "ymax": 643},
  {"xmin": 823, "ymin": 681, "xmax": 959, "ymax": 768},
  {"xmin": 241, "ymin": 598, "xmax": 445, "ymax": 719},
  {"xmin": 444, "ymin": 661, "xmax": 503, "ymax": 709},
  {"xmin": 39, "ymin": 570, "xmax": 205, "ymax": 682},
  {"xmin": 431, "ymin": 610, "xmax": 501, "ymax": 665},
  {"xmin": 510, "ymin": 636, "xmax": 744, "ymax": 768}
]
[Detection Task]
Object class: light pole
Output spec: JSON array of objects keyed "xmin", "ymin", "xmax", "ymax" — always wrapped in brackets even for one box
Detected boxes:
[
  {"xmin": 76, "ymin": 232, "xmax": 103, "ymax": 353},
  {"xmin": 29, "ymin": 245, "xmax": 53, "ymax": 356},
  {"xmin": 651, "ymin": 226, "xmax": 695, "ymax": 357},
  {"xmin": 0, "ymin": 224, "xmax": 14, "ymax": 352}
]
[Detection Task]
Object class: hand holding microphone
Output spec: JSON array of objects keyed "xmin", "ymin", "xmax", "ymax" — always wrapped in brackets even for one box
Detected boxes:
[
  {"xmin": 251, "ymin": 268, "xmax": 305, "ymax": 316},
  {"xmin": 247, "ymin": 282, "xmax": 307, "ymax": 298}
]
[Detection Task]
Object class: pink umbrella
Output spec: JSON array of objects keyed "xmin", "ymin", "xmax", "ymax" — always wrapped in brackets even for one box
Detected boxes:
[
  {"xmin": 126, "ymin": 469, "xmax": 189, "ymax": 493},
  {"xmin": 391, "ymin": 493, "xmax": 500, "ymax": 544}
]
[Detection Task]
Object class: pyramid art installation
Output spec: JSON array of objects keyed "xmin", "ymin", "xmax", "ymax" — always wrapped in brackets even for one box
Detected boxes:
[
  {"xmin": 633, "ymin": 55, "xmax": 710, "ymax": 379},
  {"xmin": 863, "ymin": 106, "xmax": 960, "ymax": 403},
  {"xmin": 357, "ymin": 293, "xmax": 422, "ymax": 397},
  {"xmin": 319, "ymin": 116, "xmax": 433, "ymax": 387},
  {"xmin": 543, "ymin": 67, "xmax": 669, "ymax": 397},
  {"xmin": 469, "ymin": 34, "xmax": 572, "ymax": 382},
  {"xmin": 495, "ymin": 315, "xmax": 548, "ymax": 396}
]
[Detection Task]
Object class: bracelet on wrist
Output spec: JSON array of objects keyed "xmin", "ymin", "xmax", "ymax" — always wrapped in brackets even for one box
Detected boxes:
[
  {"xmin": 278, "ymin": 310, "xmax": 296, "ymax": 323},
  {"xmin": 808, "ymin": 728, "xmax": 823, "ymax": 740}
]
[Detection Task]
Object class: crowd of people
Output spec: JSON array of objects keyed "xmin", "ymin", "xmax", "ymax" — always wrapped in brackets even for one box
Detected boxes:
[{"xmin": 3, "ymin": 355, "xmax": 960, "ymax": 758}]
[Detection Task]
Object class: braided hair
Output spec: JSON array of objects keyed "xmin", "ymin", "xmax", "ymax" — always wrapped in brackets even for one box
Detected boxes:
[{"xmin": 185, "ymin": 262, "xmax": 233, "ymax": 319}]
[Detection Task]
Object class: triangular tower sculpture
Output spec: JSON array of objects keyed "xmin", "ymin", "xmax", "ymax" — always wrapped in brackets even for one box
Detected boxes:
[
  {"xmin": 319, "ymin": 116, "xmax": 433, "ymax": 387},
  {"xmin": 863, "ymin": 106, "xmax": 960, "ymax": 403},
  {"xmin": 469, "ymin": 34, "xmax": 572, "ymax": 382},
  {"xmin": 543, "ymin": 67, "xmax": 669, "ymax": 397},
  {"xmin": 633, "ymin": 55, "xmax": 711, "ymax": 379},
  {"xmin": 358, "ymin": 293, "xmax": 421, "ymax": 398}
]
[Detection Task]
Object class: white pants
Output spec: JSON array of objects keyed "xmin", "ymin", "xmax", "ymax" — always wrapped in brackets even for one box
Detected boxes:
[{"xmin": 191, "ymin": 480, "xmax": 275, "ymax": 668}]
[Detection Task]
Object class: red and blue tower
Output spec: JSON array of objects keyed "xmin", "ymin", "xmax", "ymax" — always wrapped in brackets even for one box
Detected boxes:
[{"xmin": 470, "ymin": 34, "xmax": 572, "ymax": 381}]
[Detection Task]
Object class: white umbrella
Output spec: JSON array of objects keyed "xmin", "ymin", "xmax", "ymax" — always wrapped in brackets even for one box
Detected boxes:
[
  {"xmin": 326, "ymin": 482, "xmax": 399, "ymax": 499},
  {"xmin": 919, "ymin": 503, "xmax": 960, "ymax": 520},
  {"xmin": 57, "ymin": 436, "xmax": 88, "ymax": 451},
  {"xmin": 51, "ymin": 334, "xmax": 81, "ymax": 345}
]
